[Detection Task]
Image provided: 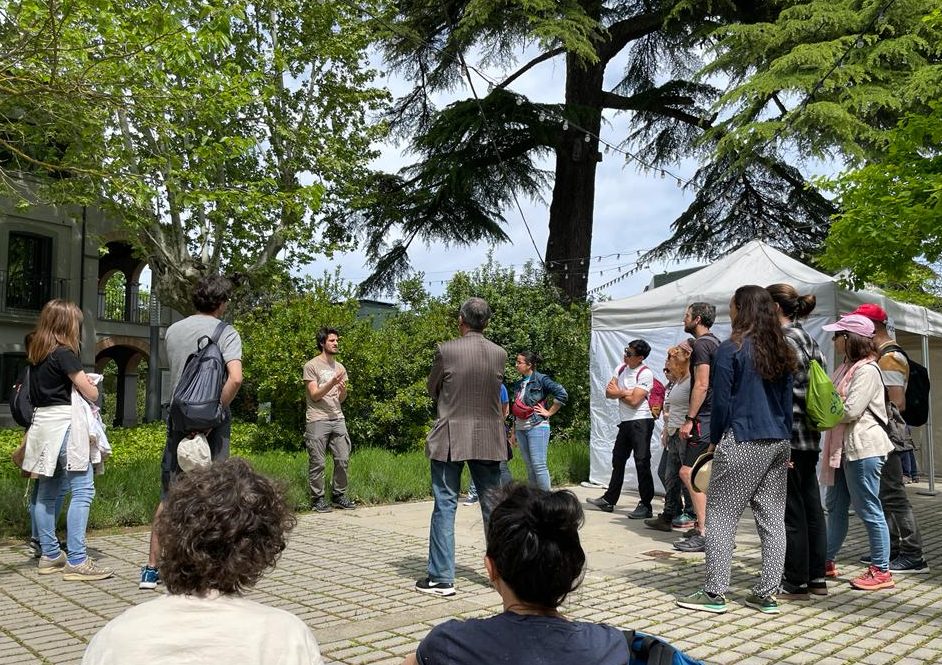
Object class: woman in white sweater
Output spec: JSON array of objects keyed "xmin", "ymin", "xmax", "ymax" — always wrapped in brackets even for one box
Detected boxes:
[{"xmin": 821, "ymin": 314, "xmax": 895, "ymax": 591}]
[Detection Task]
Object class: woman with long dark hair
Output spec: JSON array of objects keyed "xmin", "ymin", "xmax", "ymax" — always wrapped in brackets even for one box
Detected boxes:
[
  {"xmin": 403, "ymin": 485, "xmax": 627, "ymax": 665},
  {"xmin": 820, "ymin": 314, "xmax": 895, "ymax": 591},
  {"xmin": 676, "ymin": 286, "xmax": 795, "ymax": 615},
  {"xmin": 767, "ymin": 283, "xmax": 829, "ymax": 599},
  {"xmin": 21, "ymin": 299, "xmax": 112, "ymax": 581}
]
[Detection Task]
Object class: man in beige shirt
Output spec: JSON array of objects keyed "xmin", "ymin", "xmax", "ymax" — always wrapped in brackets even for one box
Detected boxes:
[{"xmin": 303, "ymin": 327, "xmax": 354, "ymax": 513}]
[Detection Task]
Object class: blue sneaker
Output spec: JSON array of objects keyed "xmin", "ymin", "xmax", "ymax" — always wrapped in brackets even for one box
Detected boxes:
[{"xmin": 139, "ymin": 565, "xmax": 161, "ymax": 590}]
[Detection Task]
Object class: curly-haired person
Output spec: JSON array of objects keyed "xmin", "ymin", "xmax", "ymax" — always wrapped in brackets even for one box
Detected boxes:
[{"xmin": 83, "ymin": 458, "xmax": 323, "ymax": 665}]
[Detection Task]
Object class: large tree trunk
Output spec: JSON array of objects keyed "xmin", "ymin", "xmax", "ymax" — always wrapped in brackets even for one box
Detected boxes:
[{"xmin": 546, "ymin": 54, "xmax": 604, "ymax": 302}]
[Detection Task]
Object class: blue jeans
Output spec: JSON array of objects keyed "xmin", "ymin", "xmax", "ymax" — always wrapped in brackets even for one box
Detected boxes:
[
  {"xmin": 826, "ymin": 455, "xmax": 890, "ymax": 570},
  {"xmin": 29, "ymin": 480, "xmax": 66, "ymax": 542},
  {"xmin": 515, "ymin": 426, "xmax": 551, "ymax": 490},
  {"xmin": 428, "ymin": 459, "xmax": 501, "ymax": 583},
  {"xmin": 35, "ymin": 433, "xmax": 96, "ymax": 564},
  {"xmin": 467, "ymin": 462, "xmax": 512, "ymax": 498}
]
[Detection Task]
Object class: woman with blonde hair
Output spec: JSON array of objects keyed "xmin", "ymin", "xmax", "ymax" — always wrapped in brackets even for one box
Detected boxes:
[
  {"xmin": 645, "ymin": 340, "xmax": 696, "ymax": 532},
  {"xmin": 21, "ymin": 299, "xmax": 113, "ymax": 581}
]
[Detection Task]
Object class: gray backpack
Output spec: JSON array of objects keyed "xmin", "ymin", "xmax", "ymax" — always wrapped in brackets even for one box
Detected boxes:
[{"xmin": 170, "ymin": 321, "xmax": 230, "ymax": 432}]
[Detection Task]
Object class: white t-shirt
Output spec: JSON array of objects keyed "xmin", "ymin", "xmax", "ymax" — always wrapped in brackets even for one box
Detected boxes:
[
  {"xmin": 615, "ymin": 364, "xmax": 654, "ymax": 422},
  {"xmin": 82, "ymin": 593, "xmax": 324, "ymax": 665}
]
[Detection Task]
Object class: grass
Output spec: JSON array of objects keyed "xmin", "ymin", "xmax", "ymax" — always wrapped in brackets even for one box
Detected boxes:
[{"xmin": 0, "ymin": 434, "xmax": 590, "ymax": 540}]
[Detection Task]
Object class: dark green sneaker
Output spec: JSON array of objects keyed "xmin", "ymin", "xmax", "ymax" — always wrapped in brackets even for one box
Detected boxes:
[
  {"xmin": 675, "ymin": 589, "xmax": 727, "ymax": 614},
  {"xmin": 744, "ymin": 593, "xmax": 780, "ymax": 614}
]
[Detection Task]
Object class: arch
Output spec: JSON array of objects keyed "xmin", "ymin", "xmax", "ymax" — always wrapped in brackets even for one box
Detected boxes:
[
  {"xmin": 95, "ymin": 335, "xmax": 150, "ymax": 359},
  {"xmin": 95, "ymin": 338, "xmax": 152, "ymax": 427}
]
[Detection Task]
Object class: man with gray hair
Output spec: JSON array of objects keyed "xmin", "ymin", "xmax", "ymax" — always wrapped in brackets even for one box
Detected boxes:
[{"xmin": 416, "ymin": 297, "xmax": 508, "ymax": 597}]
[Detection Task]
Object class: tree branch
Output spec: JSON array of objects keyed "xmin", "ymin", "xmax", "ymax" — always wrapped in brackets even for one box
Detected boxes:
[
  {"xmin": 598, "ymin": 11, "xmax": 665, "ymax": 64},
  {"xmin": 601, "ymin": 90, "xmax": 711, "ymax": 128},
  {"xmin": 495, "ymin": 47, "xmax": 565, "ymax": 90}
]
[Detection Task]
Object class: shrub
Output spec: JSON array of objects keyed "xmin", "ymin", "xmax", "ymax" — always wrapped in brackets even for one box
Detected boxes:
[{"xmin": 234, "ymin": 259, "xmax": 590, "ymax": 452}]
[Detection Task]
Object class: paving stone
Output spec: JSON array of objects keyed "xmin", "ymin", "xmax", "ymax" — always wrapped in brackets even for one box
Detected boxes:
[{"xmin": 3, "ymin": 485, "xmax": 942, "ymax": 664}]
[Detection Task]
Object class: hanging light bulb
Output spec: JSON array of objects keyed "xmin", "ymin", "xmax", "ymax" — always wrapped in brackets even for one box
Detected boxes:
[
  {"xmin": 584, "ymin": 134, "xmax": 591, "ymax": 143},
  {"xmin": 562, "ymin": 120, "xmax": 569, "ymax": 131},
  {"xmin": 538, "ymin": 112, "xmax": 546, "ymax": 122},
  {"xmin": 516, "ymin": 97, "xmax": 524, "ymax": 106}
]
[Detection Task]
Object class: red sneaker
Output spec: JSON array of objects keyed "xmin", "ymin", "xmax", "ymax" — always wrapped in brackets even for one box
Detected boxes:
[
  {"xmin": 850, "ymin": 566, "xmax": 895, "ymax": 591},
  {"xmin": 825, "ymin": 560, "xmax": 839, "ymax": 578}
]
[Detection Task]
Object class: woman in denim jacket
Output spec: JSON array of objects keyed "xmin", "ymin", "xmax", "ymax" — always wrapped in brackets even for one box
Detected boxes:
[{"xmin": 509, "ymin": 351, "xmax": 568, "ymax": 491}]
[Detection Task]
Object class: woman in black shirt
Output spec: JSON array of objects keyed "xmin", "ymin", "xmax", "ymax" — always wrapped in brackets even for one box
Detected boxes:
[{"xmin": 22, "ymin": 299, "xmax": 113, "ymax": 581}]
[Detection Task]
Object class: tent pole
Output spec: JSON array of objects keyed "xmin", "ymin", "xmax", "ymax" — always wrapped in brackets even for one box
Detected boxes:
[{"xmin": 917, "ymin": 335, "xmax": 936, "ymax": 497}]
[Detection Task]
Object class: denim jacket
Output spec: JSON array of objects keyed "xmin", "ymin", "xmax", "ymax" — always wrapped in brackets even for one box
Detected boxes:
[
  {"xmin": 710, "ymin": 337, "xmax": 793, "ymax": 445},
  {"xmin": 511, "ymin": 370, "xmax": 568, "ymax": 427}
]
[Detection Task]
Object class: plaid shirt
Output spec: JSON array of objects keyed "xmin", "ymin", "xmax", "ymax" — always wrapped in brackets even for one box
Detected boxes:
[{"xmin": 784, "ymin": 322, "xmax": 827, "ymax": 451}]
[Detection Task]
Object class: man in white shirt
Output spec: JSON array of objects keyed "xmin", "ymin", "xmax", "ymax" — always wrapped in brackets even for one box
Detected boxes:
[{"xmin": 588, "ymin": 339, "xmax": 656, "ymax": 518}]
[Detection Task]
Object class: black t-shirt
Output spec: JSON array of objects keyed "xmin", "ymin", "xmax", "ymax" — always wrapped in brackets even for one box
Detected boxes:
[
  {"xmin": 416, "ymin": 612, "xmax": 627, "ymax": 665},
  {"xmin": 689, "ymin": 333, "xmax": 720, "ymax": 419},
  {"xmin": 30, "ymin": 346, "xmax": 83, "ymax": 407}
]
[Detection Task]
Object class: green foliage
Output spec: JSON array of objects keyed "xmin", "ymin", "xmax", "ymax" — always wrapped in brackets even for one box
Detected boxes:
[
  {"xmin": 237, "ymin": 273, "xmax": 364, "ymax": 431},
  {"xmin": 236, "ymin": 263, "xmax": 590, "ymax": 451},
  {"xmin": 0, "ymin": 428, "xmax": 590, "ymax": 538},
  {"xmin": 820, "ymin": 103, "xmax": 942, "ymax": 304},
  {"xmin": 2, "ymin": 0, "xmax": 389, "ymax": 312},
  {"xmin": 704, "ymin": 0, "xmax": 942, "ymax": 164}
]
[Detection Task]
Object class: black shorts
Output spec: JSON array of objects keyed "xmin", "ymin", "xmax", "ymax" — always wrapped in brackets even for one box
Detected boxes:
[{"xmin": 682, "ymin": 418, "xmax": 711, "ymax": 467}]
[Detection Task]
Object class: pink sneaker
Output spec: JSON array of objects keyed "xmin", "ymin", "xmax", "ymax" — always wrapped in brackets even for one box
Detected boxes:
[{"xmin": 850, "ymin": 565, "xmax": 895, "ymax": 591}]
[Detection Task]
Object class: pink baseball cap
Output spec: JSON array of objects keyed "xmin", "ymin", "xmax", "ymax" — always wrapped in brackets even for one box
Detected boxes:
[
  {"xmin": 847, "ymin": 303, "xmax": 888, "ymax": 324},
  {"xmin": 822, "ymin": 314, "xmax": 875, "ymax": 338}
]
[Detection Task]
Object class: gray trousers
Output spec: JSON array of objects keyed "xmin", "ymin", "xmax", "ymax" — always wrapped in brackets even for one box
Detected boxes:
[
  {"xmin": 304, "ymin": 419, "xmax": 350, "ymax": 500},
  {"xmin": 704, "ymin": 432, "xmax": 790, "ymax": 598}
]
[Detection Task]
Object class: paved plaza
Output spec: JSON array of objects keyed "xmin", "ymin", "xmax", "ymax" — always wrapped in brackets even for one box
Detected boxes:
[{"xmin": 2, "ymin": 482, "xmax": 942, "ymax": 665}]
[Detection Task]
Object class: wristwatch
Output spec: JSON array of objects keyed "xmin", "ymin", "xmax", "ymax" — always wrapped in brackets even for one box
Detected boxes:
[{"xmin": 684, "ymin": 415, "xmax": 698, "ymax": 423}]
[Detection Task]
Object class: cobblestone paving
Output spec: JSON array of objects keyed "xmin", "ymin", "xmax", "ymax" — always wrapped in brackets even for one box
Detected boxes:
[{"xmin": 1, "ymin": 484, "xmax": 941, "ymax": 664}]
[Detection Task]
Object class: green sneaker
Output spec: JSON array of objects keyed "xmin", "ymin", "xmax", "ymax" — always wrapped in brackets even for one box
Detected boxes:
[
  {"xmin": 744, "ymin": 593, "xmax": 780, "ymax": 614},
  {"xmin": 675, "ymin": 589, "xmax": 727, "ymax": 614}
]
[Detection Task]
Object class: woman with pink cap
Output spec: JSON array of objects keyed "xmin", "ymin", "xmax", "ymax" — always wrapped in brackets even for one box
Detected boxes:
[{"xmin": 820, "ymin": 313, "xmax": 895, "ymax": 591}]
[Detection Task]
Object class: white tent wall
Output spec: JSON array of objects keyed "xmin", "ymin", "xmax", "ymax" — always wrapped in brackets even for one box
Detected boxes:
[{"xmin": 588, "ymin": 241, "xmax": 941, "ymax": 494}]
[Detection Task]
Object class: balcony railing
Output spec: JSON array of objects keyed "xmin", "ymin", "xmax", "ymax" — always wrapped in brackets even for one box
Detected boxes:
[
  {"xmin": 97, "ymin": 289, "xmax": 171, "ymax": 326},
  {"xmin": 0, "ymin": 270, "xmax": 69, "ymax": 313}
]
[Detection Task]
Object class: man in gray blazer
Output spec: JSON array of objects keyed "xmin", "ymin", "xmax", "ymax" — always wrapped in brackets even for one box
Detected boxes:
[{"xmin": 415, "ymin": 297, "xmax": 508, "ymax": 597}]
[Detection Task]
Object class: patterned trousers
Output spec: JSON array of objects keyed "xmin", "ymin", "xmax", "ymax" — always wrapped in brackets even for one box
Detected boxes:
[{"xmin": 703, "ymin": 431, "xmax": 790, "ymax": 598}]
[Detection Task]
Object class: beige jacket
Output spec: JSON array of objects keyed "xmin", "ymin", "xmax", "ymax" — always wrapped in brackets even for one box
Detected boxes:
[{"xmin": 840, "ymin": 362, "xmax": 894, "ymax": 462}]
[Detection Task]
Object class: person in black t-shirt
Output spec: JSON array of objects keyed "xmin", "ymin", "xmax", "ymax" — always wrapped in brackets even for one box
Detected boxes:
[
  {"xmin": 674, "ymin": 302, "xmax": 720, "ymax": 554},
  {"xmin": 21, "ymin": 299, "xmax": 113, "ymax": 581}
]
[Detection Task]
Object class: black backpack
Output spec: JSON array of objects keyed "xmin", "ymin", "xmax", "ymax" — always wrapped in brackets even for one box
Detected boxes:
[
  {"xmin": 880, "ymin": 344, "xmax": 931, "ymax": 427},
  {"xmin": 9, "ymin": 365, "xmax": 33, "ymax": 428},
  {"xmin": 169, "ymin": 321, "xmax": 230, "ymax": 432}
]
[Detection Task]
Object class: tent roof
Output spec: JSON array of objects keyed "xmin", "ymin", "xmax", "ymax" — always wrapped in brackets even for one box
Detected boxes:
[{"xmin": 592, "ymin": 240, "xmax": 942, "ymax": 337}]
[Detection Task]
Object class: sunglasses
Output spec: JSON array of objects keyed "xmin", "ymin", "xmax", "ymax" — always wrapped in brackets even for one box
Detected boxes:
[{"xmin": 624, "ymin": 348, "xmax": 640, "ymax": 357}]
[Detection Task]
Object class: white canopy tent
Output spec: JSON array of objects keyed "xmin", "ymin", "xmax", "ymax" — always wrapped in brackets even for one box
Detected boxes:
[{"xmin": 589, "ymin": 241, "xmax": 942, "ymax": 495}]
